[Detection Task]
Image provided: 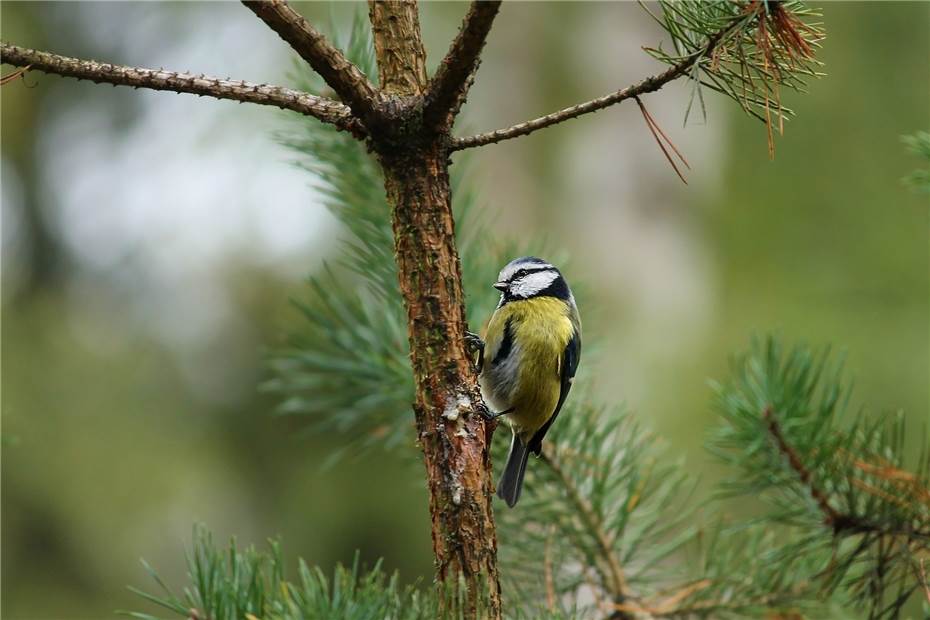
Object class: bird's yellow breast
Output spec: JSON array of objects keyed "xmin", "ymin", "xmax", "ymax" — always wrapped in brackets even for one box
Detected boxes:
[{"xmin": 481, "ymin": 297, "xmax": 575, "ymax": 439}]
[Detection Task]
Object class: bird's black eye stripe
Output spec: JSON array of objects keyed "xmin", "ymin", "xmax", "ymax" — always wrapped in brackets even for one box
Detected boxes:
[{"xmin": 509, "ymin": 266, "xmax": 552, "ymax": 282}]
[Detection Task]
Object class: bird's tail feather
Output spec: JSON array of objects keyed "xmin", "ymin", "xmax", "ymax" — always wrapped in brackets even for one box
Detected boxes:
[{"xmin": 497, "ymin": 433, "xmax": 530, "ymax": 508}]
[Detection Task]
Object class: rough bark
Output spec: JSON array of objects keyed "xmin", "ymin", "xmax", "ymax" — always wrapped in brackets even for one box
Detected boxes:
[
  {"xmin": 368, "ymin": 0, "xmax": 428, "ymax": 96},
  {"xmin": 379, "ymin": 143, "xmax": 502, "ymax": 618},
  {"xmin": 0, "ymin": 42, "xmax": 363, "ymax": 136},
  {"xmin": 368, "ymin": 2, "xmax": 502, "ymax": 617}
]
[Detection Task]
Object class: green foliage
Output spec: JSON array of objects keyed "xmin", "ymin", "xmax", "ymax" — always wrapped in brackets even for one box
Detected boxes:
[
  {"xmin": 499, "ymin": 397, "xmax": 835, "ymax": 619},
  {"xmin": 709, "ymin": 337, "xmax": 930, "ymax": 619},
  {"xmin": 125, "ymin": 526, "xmax": 282, "ymax": 620},
  {"xmin": 497, "ymin": 402, "xmax": 697, "ymax": 616},
  {"xmin": 124, "ymin": 525, "xmax": 445, "ymax": 620},
  {"xmin": 674, "ymin": 524, "xmax": 829, "ymax": 618},
  {"xmin": 643, "ymin": 0, "xmax": 824, "ymax": 147},
  {"xmin": 262, "ymin": 13, "xmax": 412, "ymax": 454},
  {"xmin": 902, "ymin": 131, "xmax": 930, "ymax": 193}
]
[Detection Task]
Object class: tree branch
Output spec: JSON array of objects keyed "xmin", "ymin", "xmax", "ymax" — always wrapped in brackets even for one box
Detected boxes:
[
  {"xmin": 0, "ymin": 43, "xmax": 364, "ymax": 137},
  {"xmin": 242, "ymin": 0, "xmax": 380, "ymax": 122},
  {"xmin": 423, "ymin": 0, "xmax": 502, "ymax": 131},
  {"xmin": 450, "ymin": 23, "xmax": 732, "ymax": 151}
]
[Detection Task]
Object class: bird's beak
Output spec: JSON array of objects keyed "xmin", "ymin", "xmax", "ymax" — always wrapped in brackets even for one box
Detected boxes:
[{"xmin": 493, "ymin": 281, "xmax": 508, "ymax": 292}]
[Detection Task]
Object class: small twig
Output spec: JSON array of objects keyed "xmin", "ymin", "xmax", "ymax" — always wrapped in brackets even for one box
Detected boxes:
[
  {"xmin": 653, "ymin": 579, "xmax": 712, "ymax": 614},
  {"xmin": 242, "ymin": 0, "xmax": 379, "ymax": 122},
  {"xmin": 424, "ymin": 0, "xmax": 502, "ymax": 131},
  {"xmin": 763, "ymin": 411, "xmax": 930, "ymax": 545},
  {"xmin": 641, "ymin": 592, "xmax": 793, "ymax": 619},
  {"xmin": 763, "ymin": 406, "xmax": 842, "ymax": 527},
  {"xmin": 0, "ymin": 43, "xmax": 365, "ymax": 137},
  {"xmin": 635, "ymin": 97, "xmax": 689, "ymax": 185},
  {"xmin": 451, "ymin": 11, "xmax": 743, "ymax": 151}
]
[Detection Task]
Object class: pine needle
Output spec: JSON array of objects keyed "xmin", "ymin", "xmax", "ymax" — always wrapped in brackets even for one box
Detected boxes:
[{"xmin": 636, "ymin": 97, "xmax": 689, "ymax": 185}]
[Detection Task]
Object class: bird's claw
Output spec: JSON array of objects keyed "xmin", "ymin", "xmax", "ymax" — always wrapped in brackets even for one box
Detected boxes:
[
  {"xmin": 464, "ymin": 330, "xmax": 485, "ymax": 372},
  {"xmin": 464, "ymin": 330, "xmax": 484, "ymax": 351},
  {"xmin": 480, "ymin": 406, "xmax": 514, "ymax": 421}
]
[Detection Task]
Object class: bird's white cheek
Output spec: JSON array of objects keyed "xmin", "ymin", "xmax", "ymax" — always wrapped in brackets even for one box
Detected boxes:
[{"xmin": 511, "ymin": 271, "xmax": 558, "ymax": 297}]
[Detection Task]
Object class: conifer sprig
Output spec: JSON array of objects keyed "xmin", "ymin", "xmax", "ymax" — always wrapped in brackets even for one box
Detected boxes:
[
  {"xmin": 497, "ymin": 401, "xmax": 835, "ymax": 619},
  {"xmin": 122, "ymin": 525, "xmax": 453, "ymax": 620},
  {"xmin": 642, "ymin": 0, "xmax": 825, "ymax": 155},
  {"xmin": 496, "ymin": 404, "xmax": 695, "ymax": 617},
  {"xmin": 709, "ymin": 337, "xmax": 930, "ymax": 619},
  {"xmin": 902, "ymin": 131, "xmax": 930, "ymax": 193}
]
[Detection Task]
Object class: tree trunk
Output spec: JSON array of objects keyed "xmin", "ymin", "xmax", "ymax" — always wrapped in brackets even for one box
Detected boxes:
[
  {"xmin": 380, "ymin": 142, "xmax": 502, "ymax": 618},
  {"xmin": 367, "ymin": 2, "xmax": 502, "ymax": 617}
]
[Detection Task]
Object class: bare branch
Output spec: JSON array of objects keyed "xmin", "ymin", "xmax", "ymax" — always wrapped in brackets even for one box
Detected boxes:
[
  {"xmin": 0, "ymin": 43, "xmax": 364, "ymax": 137},
  {"xmin": 450, "ymin": 24, "xmax": 732, "ymax": 151},
  {"xmin": 242, "ymin": 0, "xmax": 380, "ymax": 121},
  {"xmin": 423, "ymin": 0, "xmax": 502, "ymax": 131}
]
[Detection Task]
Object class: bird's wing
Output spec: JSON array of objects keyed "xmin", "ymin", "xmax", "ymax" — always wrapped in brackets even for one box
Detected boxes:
[{"xmin": 528, "ymin": 329, "xmax": 581, "ymax": 455}]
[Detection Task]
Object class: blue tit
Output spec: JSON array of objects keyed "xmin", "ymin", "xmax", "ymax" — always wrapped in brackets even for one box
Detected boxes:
[{"xmin": 471, "ymin": 256, "xmax": 581, "ymax": 508}]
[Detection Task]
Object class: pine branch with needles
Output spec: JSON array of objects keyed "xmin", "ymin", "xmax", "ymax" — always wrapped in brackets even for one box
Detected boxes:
[
  {"xmin": 451, "ymin": 0, "xmax": 824, "ymax": 156},
  {"xmin": 708, "ymin": 336, "xmax": 930, "ymax": 619}
]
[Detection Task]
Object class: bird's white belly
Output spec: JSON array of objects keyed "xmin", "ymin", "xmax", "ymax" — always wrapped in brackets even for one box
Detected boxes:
[{"xmin": 479, "ymin": 341, "xmax": 522, "ymax": 412}]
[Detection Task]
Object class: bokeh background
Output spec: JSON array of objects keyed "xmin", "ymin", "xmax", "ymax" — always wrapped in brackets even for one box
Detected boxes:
[{"xmin": 2, "ymin": 2, "xmax": 927, "ymax": 618}]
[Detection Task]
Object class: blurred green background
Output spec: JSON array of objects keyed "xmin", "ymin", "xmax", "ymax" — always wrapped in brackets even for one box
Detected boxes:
[{"xmin": 2, "ymin": 2, "xmax": 927, "ymax": 618}]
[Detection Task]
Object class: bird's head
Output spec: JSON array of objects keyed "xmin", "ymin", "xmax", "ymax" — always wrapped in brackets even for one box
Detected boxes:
[{"xmin": 494, "ymin": 256, "xmax": 571, "ymax": 302}]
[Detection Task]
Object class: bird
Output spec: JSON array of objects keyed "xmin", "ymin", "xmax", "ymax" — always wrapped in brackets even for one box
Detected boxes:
[{"xmin": 467, "ymin": 256, "xmax": 581, "ymax": 508}]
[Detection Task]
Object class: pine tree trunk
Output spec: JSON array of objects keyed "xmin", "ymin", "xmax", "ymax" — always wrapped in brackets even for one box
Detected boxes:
[
  {"xmin": 368, "ymin": 2, "xmax": 502, "ymax": 617},
  {"xmin": 380, "ymin": 143, "xmax": 502, "ymax": 619}
]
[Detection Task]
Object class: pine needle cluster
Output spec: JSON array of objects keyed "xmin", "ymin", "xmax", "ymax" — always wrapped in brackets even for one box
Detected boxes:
[
  {"xmin": 124, "ymin": 526, "xmax": 449, "ymax": 620},
  {"xmin": 709, "ymin": 338, "xmax": 930, "ymax": 619},
  {"xmin": 643, "ymin": 0, "xmax": 824, "ymax": 155},
  {"xmin": 902, "ymin": 131, "xmax": 930, "ymax": 193}
]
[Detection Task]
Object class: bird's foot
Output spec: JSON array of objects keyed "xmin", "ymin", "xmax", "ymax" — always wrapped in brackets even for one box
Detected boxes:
[
  {"xmin": 464, "ymin": 330, "xmax": 485, "ymax": 372},
  {"xmin": 479, "ymin": 406, "xmax": 514, "ymax": 422},
  {"xmin": 464, "ymin": 330, "xmax": 484, "ymax": 352}
]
